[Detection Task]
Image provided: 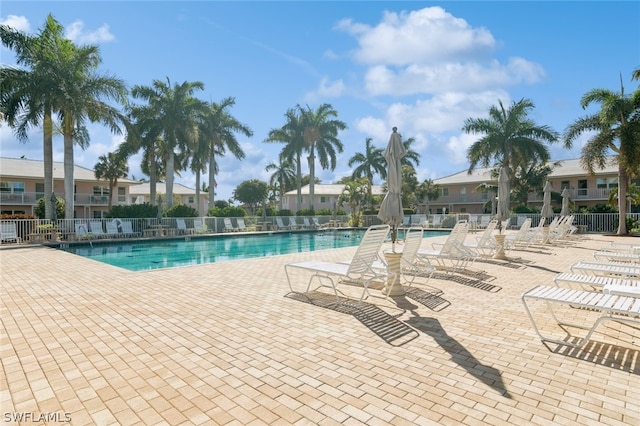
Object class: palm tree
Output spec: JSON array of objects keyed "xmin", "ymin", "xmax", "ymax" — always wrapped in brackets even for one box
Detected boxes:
[
  {"xmin": 339, "ymin": 177, "xmax": 369, "ymax": 227},
  {"xmin": 131, "ymin": 77, "xmax": 206, "ymax": 210},
  {"xmin": 563, "ymin": 76, "xmax": 640, "ymax": 234},
  {"xmin": 118, "ymin": 116, "xmax": 164, "ymax": 209},
  {"xmin": 55, "ymin": 40, "xmax": 129, "ymax": 219},
  {"xmin": 299, "ymin": 103, "xmax": 347, "ymax": 212},
  {"xmin": 1, "ymin": 14, "xmax": 65, "ymax": 220},
  {"xmin": 199, "ymin": 97, "xmax": 252, "ymax": 210},
  {"xmin": 400, "ymin": 136, "xmax": 421, "ymax": 170},
  {"xmin": 348, "ymin": 137, "xmax": 386, "ymax": 208},
  {"xmin": 266, "ymin": 156, "xmax": 296, "ymax": 210},
  {"xmin": 94, "ymin": 152, "xmax": 129, "ymax": 209},
  {"xmin": 416, "ymin": 179, "xmax": 440, "ymax": 214},
  {"xmin": 463, "ymin": 98, "xmax": 559, "ymax": 222},
  {"xmin": 265, "ymin": 108, "xmax": 305, "ymax": 211}
]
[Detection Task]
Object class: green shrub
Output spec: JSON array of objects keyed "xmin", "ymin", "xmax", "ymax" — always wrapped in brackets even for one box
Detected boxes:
[
  {"xmin": 589, "ymin": 203, "xmax": 617, "ymax": 213},
  {"xmin": 277, "ymin": 209, "xmax": 293, "ymax": 216},
  {"xmin": 513, "ymin": 204, "xmax": 537, "ymax": 214},
  {"xmin": 107, "ymin": 203, "xmax": 158, "ymax": 218},
  {"xmin": 34, "ymin": 197, "xmax": 65, "ymax": 219},
  {"xmin": 208, "ymin": 206, "xmax": 246, "ymax": 217},
  {"xmin": 164, "ymin": 204, "xmax": 198, "ymax": 217},
  {"xmin": 442, "ymin": 215, "xmax": 458, "ymax": 228}
]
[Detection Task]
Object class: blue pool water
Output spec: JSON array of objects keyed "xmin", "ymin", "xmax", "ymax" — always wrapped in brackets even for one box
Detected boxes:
[{"xmin": 58, "ymin": 229, "xmax": 448, "ymax": 271}]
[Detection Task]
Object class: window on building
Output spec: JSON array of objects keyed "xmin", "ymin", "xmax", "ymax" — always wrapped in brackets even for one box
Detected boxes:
[
  {"xmin": 596, "ymin": 178, "xmax": 617, "ymax": 189},
  {"xmin": 118, "ymin": 187, "xmax": 126, "ymax": 203},
  {"xmin": 577, "ymin": 180, "xmax": 588, "ymax": 197},
  {"xmin": 188, "ymin": 196, "xmax": 194, "ymax": 203},
  {"xmin": 0, "ymin": 181, "xmax": 25, "ymax": 193},
  {"xmin": 441, "ymin": 188, "xmax": 449, "ymax": 196},
  {"xmin": 561, "ymin": 181, "xmax": 570, "ymax": 189},
  {"xmin": 35, "ymin": 183, "xmax": 44, "ymax": 200},
  {"xmin": 93, "ymin": 186, "xmax": 110, "ymax": 195},
  {"xmin": 320, "ymin": 196, "xmax": 330, "ymax": 203}
]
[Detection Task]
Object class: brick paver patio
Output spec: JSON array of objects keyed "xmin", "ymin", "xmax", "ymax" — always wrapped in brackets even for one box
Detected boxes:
[{"xmin": 1, "ymin": 232, "xmax": 638, "ymax": 425}]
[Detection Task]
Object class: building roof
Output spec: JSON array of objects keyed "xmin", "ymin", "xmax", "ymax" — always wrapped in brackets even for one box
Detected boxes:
[
  {"xmin": 0, "ymin": 157, "xmax": 139, "ymax": 184},
  {"xmin": 284, "ymin": 184, "xmax": 385, "ymax": 196},
  {"xmin": 434, "ymin": 157, "xmax": 618, "ymax": 185},
  {"xmin": 128, "ymin": 181, "xmax": 201, "ymax": 196}
]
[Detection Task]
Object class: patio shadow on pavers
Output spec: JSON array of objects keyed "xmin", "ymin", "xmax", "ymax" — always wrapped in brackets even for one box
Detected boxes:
[
  {"xmin": 432, "ymin": 272, "xmax": 502, "ymax": 293},
  {"xmin": 403, "ymin": 287, "xmax": 451, "ymax": 312},
  {"xmin": 285, "ymin": 291, "xmax": 420, "ymax": 346},
  {"xmin": 550, "ymin": 339, "xmax": 640, "ymax": 374},
  {"xmin": 406, "ymin": 316, "xmax": 512, "ymax": 399}
]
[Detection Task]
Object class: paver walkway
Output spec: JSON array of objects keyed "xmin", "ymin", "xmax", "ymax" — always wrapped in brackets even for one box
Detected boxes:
[{"xmin": 1, "ymin": 232, "xmax": 638, "ymax": 425}]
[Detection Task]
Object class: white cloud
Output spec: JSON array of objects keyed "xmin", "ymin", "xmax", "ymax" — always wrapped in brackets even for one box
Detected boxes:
[
  {"xmin": 339, "ymin": 7, "xmax": 495, "ymax": 66},
  {"xmin": 0, "ymin": 15, "xmax": 30, "ymax": 32},
  {"xmin": 304, "ymin": 77, "xmax": 346, "ymax": 102},
  {"xmin": 65, "ymin": 20, "xmax": 115, "ymax": 43},
  {"xmin": 364, "ymin": 60, "xmax": 545, "ymax": 97}
]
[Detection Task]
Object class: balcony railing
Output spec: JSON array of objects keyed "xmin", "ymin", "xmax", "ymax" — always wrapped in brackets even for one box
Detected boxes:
[
  {"xmin": 0, "ymin": 192, "xmax": 115, "ymax": 206},
  {"xmin": 434, "ymin": 187, "xmax": 614, "ymax": 205}
]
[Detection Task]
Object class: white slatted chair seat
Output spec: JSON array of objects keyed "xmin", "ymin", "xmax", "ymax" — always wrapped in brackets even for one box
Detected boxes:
[
  {"xmin": 521, "ymin": 285, "xmax": 640, "ymax": 348},
  {"xmin": 285, "ymin": 225, "xmax": 391, "ymax": 304}
]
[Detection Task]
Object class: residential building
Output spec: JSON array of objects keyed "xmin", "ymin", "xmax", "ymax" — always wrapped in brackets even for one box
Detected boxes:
[
  {"xmin": 0, "ymin": 157, "xmax": 207, "ymax": 218},
  {"xmin": 129, "ymin": 182, "xmax": 208, "ymax": 216},
  {"xmin": 282, "ymin": 184, "xmax": 385, "ymax": 213},
  {"xmin": 429, "ymin": 157, "xmax": 626, "ymax": 214}
]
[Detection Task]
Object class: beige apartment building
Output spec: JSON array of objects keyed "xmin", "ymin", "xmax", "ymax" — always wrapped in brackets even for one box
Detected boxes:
[
  {"xmin": 429, "ymin": 157, "xmax": 625, "ymax": 214},
  {"xmin": 0, "ymin": 157, "xmax": 207, "ymax": 218},
  {"xmin": 282, "ymin": 184, "xmax": 385, "ymax": 213}
]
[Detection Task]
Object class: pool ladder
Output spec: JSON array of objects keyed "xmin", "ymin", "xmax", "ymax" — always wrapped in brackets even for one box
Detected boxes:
[{"xmin": 77, "ymin": 224, "xmax": 93, "ymax": 248}]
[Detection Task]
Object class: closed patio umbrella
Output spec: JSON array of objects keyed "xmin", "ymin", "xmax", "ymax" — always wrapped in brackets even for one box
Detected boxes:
[
  {"xmin": 541, "ymin": 181, "xmax": 553, "ymax": 220},
  {"xmin": 496, "ymin": 166, "xmax": 510, "ymax": 233},
  {"xmin": 561, "ymin": 188, "xmax": 571, "ymax": 216},
  {"xmin": 377, "ymin": 127, "xmax": 406, "ymax": 251}
]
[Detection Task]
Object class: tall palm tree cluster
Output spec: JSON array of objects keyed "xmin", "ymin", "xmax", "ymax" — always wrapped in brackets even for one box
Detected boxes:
[
  {"xmin": 0, "ymin": 14, "xmax": 252, "ymax": 219},
  {"xmin": 1, "ymin": 15, "xmax": 638, "ymax": 233}
]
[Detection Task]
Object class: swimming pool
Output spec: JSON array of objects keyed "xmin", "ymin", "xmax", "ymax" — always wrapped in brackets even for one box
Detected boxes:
[{"xmin": 58, "ymin": 229, "xmax": 448, "ymax": 271}]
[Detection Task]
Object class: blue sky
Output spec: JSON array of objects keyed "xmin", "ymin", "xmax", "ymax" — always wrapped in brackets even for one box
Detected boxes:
[{"xmin": 1, "ymin": 1, "xmax": 638, "ymax": 201}]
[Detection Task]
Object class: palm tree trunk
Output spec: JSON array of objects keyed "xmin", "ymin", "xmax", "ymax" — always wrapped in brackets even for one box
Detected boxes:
[
  {"xmin": 296, "ymin": 152, "xmax": 302, "ymax": 212},
  {"xmin": 208, "ymin": 149, "xmax": 215, "ymax": 210},
  {"xmin": 617, "ymin": 167, "xmax": 628, "ymax": 234},
  {"xmin": 63, "ymin": 129, "xmax": 75, "ymax": 220},
  {"xmin": 43, "ymin": 108, "xmax": 54, "ymax": 220},
  {"xmin": 308, "ymin": 151, "xmax": 315, "ymax": 212},
  {"xmin": 165, "ymin": 152, "xmax": 174, "ymax": 209},
  {"xmin": 149, "ymin": 150, "xmax": 157, "ymax": 207},
  {"xmin": 195, "ymin": 170, "xmax": 201, "ymax": 215}
]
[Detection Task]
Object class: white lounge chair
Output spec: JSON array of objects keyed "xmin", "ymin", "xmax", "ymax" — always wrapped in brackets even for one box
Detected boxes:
[
  {"xmin": 89, "ymin": 221, "xmax": 107, "ymax": 239},
  {"xmin": 312, "ymin": 217, "xmax": 322, "ymax": 229},
  {"xmin": 176, "ymin": 218, "xmax": 194, "ymax": 235},
  {"xmin": 74, "ymin": 222, "xmax": 90, "ymax": 239},
  {"xmin": 276, "ymin": 217, "xmax": 291, "ymax": 230},
  {"xmin": 554, "ymin": 272, "xmax": 639, "ymax": 293},
  {"xmin": 570, "ymin": 260, "xmax": 640, "ymax": 278},
  {"xmin": 285, "ymin": 224, "xmax": 391, "ymax": 304},
  {"xmin": 417, "ymin": 220, "xmax": 473, "ymax": 271},
  {"xmin": 223, "ymin": 218, "xmax": 238, "ymax": 232},
  {"xmin": 105, "ymin": 221, "xmax": 121, "ymax": 238},
  {"xmin": 398, "ymin": 227, "xmax": 436, "ymax": 287},
  {"xmin": 503, "ymin": 218, "xmax": 533, "ymax": 249},
  {"xmin": 477, "ymin": 215, "xmax": 491, "ymax": 229},
  {"xmin": 237, "ymin": 217, "xmax": 250, "ymax": 232},
  {"xmin": 593, "ymin": 251, "xmax": 640, "ymax": 263},
  {"xmin": 120, "ymin": 221, "xmax": 141, "ymax": 238},
  {"xmin": 521, "ymin": 285, "xmax": 640, "ymax": 348},
  {"xmin": 194, "ymin": 218, "xmax": 206, "ymax": 233},
  {"xmin": 0, "ymin": 222, "xmax": 21, "ymax": 244},
  {"xmin": 288, "ymin": 217, "xmax": 300, "ymax": 230},
  {"xmin": 463, "ymin": 219, "xmax": 500, "ymax": 258}
]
